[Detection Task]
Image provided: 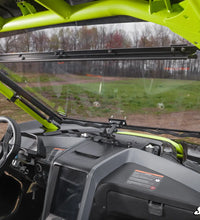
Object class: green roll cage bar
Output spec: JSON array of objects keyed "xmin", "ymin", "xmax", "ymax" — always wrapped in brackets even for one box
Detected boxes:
[{"xmin": 0, "ymin": 0, "xmax": 200, "ymax": 49}]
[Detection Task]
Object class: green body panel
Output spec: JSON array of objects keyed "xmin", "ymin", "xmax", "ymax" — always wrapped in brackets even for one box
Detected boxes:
[
  {"xmin": 0, "ymin": 81, "xmax": 58, "ymax": 131},
  {"xmin": 35, "ymin": 0, "xmax": 71, "ymax": 18},
  {"xmin": 0, "ymin": 0, "xmax": 199, "ymax": 48},
  {"xmin": 117, "ymin": 131, "xmax": 184, "ymax": 158}
]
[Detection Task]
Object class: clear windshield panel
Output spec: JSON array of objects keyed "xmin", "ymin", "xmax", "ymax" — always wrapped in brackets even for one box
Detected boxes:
[{"xmin": 3, "ymin": 58, "xmax": 200, "ymax": 132}]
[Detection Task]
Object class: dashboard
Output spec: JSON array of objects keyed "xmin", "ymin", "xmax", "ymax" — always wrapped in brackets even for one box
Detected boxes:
[
  {"xmin": 6, "ymin": 120, "xmax": 200, "ymax": 220},
  {"xmin": 10, "ymin": 128, "xmax": 87, "ymax": 189}
]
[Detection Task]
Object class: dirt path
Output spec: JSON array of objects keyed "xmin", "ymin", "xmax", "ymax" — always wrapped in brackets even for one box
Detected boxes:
[
  {"xmin": 84, "ymin": 110, "xmax": 200, "ymax": 131},
  {"xmin": 127, "ymin": 111, "xmax": 200, "ymax": 131}
]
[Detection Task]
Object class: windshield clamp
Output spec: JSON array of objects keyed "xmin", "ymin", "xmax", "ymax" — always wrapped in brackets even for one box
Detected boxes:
[
  {"xmin": 101, "ymin": 118, "xmax": 127, "ymax": 136},
  {"xmin": 109, "ymin": 118, "xmax": 127, "ymax": 128},
  {"xmin": 98, "ymin": 119, "xmax": 127, "ymax": 138}
]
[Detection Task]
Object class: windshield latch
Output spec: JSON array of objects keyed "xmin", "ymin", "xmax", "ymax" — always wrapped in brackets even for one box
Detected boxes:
[{"xmin": 108, "ymin": 118, "xmax": 127, "ymax": 127}]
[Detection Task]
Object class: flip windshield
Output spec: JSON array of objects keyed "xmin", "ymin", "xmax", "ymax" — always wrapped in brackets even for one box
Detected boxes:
[{"xmin": 1, "ymin": 24, "xmax": 200, "ymax": 132}]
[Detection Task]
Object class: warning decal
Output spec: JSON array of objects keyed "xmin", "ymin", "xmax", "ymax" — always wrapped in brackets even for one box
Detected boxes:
[{"xmin": 127, "ymin": 169, "xmax": 164, "ymax": 190}]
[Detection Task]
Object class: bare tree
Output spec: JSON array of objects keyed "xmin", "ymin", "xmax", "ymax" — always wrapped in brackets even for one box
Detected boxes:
[
  {"xmin": 0, "ymin": 35, "xmax": 18, "ymax": 52},
  {"xmin": 31, "ymin": 31, "xmax": 50, "ymax": 52},
  {"xmin": 49, "ymin": 32, "xmax": 59, "ymax": 51}
]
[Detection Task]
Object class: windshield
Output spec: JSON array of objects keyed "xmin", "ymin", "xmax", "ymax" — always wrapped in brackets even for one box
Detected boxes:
[{"xmin": 0, "ymin": 23, "xmax": 200, "ymax": 132}]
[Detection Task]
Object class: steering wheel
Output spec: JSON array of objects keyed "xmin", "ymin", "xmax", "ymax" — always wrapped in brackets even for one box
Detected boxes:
[{"xmin": 0, "ymin": 116, "xmax": 21, "ymax": 171}]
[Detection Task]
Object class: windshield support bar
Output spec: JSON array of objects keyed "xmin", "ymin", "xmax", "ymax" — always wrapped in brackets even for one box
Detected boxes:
[
  {"xmin": 0, "ymin": 45, "xmax": 197, "ymax": 63},
  {"xmin": 0, "ymin": 70, "xmax": 62, "ymax": 130}
]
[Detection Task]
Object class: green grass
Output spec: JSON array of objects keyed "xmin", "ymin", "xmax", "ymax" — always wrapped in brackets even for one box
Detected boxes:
[
  {"xmin": 0, "ymin": 64, "xmax": 63, "ymax": 83},
  {"xmin": 0, "ymin": 64, "xmax": 27, "ymax": 83},
  {"xmin": 27, "ymin": 78, "xmax": 200, "ymax": 118},
  {"xmin": 1, "ymin": 72, "xmax": 200, "ymax": 123},
  {"xmin": 1, "ymin": 62, "xmax": 199, "ymax": 122}
]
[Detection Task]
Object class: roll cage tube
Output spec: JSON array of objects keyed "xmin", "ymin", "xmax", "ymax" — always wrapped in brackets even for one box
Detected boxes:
[
  {"xmin": 0, "ymin": 0, "xmax": 200, "ymax": 49},
  {"xmin": 0, "ymin": 71, "xmax": 60, "ymax": 132}
]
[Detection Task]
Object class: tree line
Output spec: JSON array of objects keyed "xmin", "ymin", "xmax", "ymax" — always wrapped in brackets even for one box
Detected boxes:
[{"xmin": 1, "ymin": 23, "xmax": 200, "ymax": 80}]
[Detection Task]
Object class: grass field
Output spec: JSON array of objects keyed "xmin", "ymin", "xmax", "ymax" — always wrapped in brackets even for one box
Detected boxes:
[
  {"xmin": 27, "ymin": 77, "xmax": 200, "ymax": 119},
  {"xmin": 10, "ymin": 72, "xmax": 63, "ymax": 83},
  {"xmin": 1, "ymin": 72, "xmax": 200, "ymax": 129},
  {"xmin": 2, "ymin": 73, "xmax": 200, "ymax": 144}
]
